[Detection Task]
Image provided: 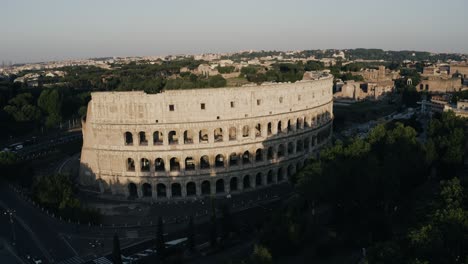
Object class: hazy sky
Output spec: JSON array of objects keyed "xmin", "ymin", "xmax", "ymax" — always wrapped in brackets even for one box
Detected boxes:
[{"xmin": 1, "ymin": 0, "xmax": 467, "ymax": 63}]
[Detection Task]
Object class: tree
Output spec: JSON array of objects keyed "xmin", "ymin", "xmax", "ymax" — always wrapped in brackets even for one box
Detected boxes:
[
  {"xmin": 3, "ymin": 93, "xmax": 41, "ymax": 123},
  {"xmin": 156, "ymin": 216, "xmax": 166, "ymax": 259},
  {"xmin": 187, "ymin": 216, "xmax": 195, "ymax": 252},
  {"xmin": 38, "ymin": 89, "xmax": 63, "ymax": 127},
  {"xmin": 408, "ymin": 178, "xmax": 468, "ymax": 263},
  {"xmin": 112, "ymin": 233, "xmax": 123, "ymax": 264},
  {"xmin": 220, "ymin": 204, "xmax": 233, "ymax": 242},
  {"xmin": 210, "ymin": 198, "xmax": 218, "ymax": 247},
  {"xmin": 251, "ymin": 244, "xmax": 273, "ymax": 264}
]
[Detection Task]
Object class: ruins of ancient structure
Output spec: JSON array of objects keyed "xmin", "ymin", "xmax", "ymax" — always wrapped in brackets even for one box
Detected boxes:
[{"xmin": 79, "ymin": 72, "xmax": 334, "ymax": 199}]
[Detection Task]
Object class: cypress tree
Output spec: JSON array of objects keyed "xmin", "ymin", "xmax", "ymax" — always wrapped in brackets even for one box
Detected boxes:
[
  {"xmin": 156, "ymin": 216, "xmax": 166, "ymax": 260},
  {"xmin": 112, "ymin": 233, "xmax": 122, "ymax": 264}
]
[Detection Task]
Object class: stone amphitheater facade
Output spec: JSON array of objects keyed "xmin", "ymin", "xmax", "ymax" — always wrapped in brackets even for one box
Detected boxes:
[{"xmin": 79, "ymin": 72, "xmax": 334, "ymax": 200}]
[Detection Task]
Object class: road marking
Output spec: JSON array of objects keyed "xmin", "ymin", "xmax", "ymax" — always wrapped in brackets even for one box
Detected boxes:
[
  {"xmin": 59, "ymin": 233, "xmax": 79, "ymax": 256},
  {"xmin": 0, "ymin": 200, "xmax": 53, "ymax": 263}
]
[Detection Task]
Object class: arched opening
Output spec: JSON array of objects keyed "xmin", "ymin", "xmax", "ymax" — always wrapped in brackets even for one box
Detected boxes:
[
  {"xmin": 216, "ymin": 179, "xmax": 225, "ymax": 193},
  {"xmin": 267, "ymin": 122, "xmax": 272, "ymax": 136},
  {"xmin": 168, "ymin": 130, "xmax": 178, "ymax": 145},
  {"xmin": 184, "ymin": 130, "xmax": 193, "ymax": 144},
  {"xmin": 199, "ymin": 129, "xmax": 209, "ymax": 143},
  {"xmin": 201, "ymin": 181, "xmax": 211, "ymax": 195},
  {"xmin": 255, "ymin": 123, "xmax": 261, "ymax": 138},
  {"xmin": 200, "ymin": 155, "xmax": 210, "ymax": 169},
  {"xmin": 128, "ymin": 183, "xmax": 137, "ymax": 198},
  {"xmin": 296, "ymin": 140, "xmax": 303, "ymax": 152},
  {"xmin": 157, "ymin": 183, "xmax": 167, "ymax": 198},
  {"xmin": 124, "ymin": 132, "xmax": 133, "ymax": 145},
  {"xmin": 215, "ymin": 154, "xmax": 225, "ymax": 168},
  {"xmin": 171, "ymin": 183, "xmax": 182, "ymax": 197},
  {"xmin": 242, "ymin": 125, "xmax": 250, "ymax": 137},
  {"xmin": 127, "ymin": 158, "xmax": 135, "ymax": 171},
  {"xmin": 267, "ymin": 170, "xmax": 273, "ymax": 184},
  {"xmin": 287, "ymin": 120, "xmax": 292, "ymax": 132},
  {"xmin": 155, "ymin": 158, "xmax": 165, "ymax": 172},
  {"xmin": 288, "ymin": 142, "xmax": 294, "ymax": 154},
  {"xmin": 267, "ymin": 147, "xmax": 274, "ymax": 160},
  {"xmin": 277, "ymin": 121, "xmax": 282, "ymax": 134},
  {"xmin": 278, "ymin": 144, "xmax": 285, "ymax": 157},
  {"xmin": 419, "ymin": 84, "xmax": 424, "ymax": 91},
  {"xmin": 425, "ymin": 84, "xmax": 429, "ymax": 91},
  {"xmin": 243, "ymin": 175, "xmax": 251, "ymax": 189},
  {"xmin": 255, "ymin": 149, "xmax": 263, "ymax": 162},
  {"xmin": 230, "ymin": 177, "xmax": 238, "ymax": 191},
  {"xmin": 242, "ymin": 151, "xmax": 251, "ymax": 164},
  {"xmin": 142, "ymin": 183, "xmax": 152, "ymax": 197},
  {"xmin": 170, "ymin": 157, "xmax": 180, "ymax": 171},
  {"xmin": 185, "ymin": 157, "xmax": 195, "ymax": 171},
  {"xmin": 186, "ymin": 182, "xmax": 196, "ymax": 196},
  {"xmin": 296, "ymin": 118, "xmax": 302, "ymax": 130},
  {"xmin": 229, "ymin": 127, "xmax": 237, "ymax": 141},
  {"xmin": 278, "ymin": 167, "xmax": 284, "ymax": 181},
  {"xmin": 256, "ymin": 172, "xmax": 262, "ymax": 187},
  {"xmin": 153, "ymin": 131, "xmax": 163, "ymax": 145},
  {"xmin": 141, "ymin": 158, "xmax": 150, "ymax": 172},
  {"xmin": 229, "ymin": 153, "xmax": 238, "ymax": 166},
  {"xmin": 214, "ymin": 128, "xmax": 223, "ymax": 142},
  {"xmin": 139, "ymin": 131, "xmax": 148, "ymax": 145},
  {"xmin": 304, "ymin": 116, "xmax": 310, "ymax": 128}
]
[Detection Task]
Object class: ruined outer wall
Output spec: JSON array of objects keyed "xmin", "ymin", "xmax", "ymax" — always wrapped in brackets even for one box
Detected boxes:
[{"xmin": 79, "ymin": 75, "xmax": 334, "ymax": 199}]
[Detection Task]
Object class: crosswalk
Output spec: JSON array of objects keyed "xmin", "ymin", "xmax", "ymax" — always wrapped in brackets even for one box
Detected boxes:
[
  {"xmin": 57, "ymin": 256, "xmax": 84, "ymax": 264},
  {"xmin": 92, "ymin": 257, "xmax": 113, "ymax": 264}
]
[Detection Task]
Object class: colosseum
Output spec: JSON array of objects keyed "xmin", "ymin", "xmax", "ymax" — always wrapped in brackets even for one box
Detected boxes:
[{"xmin": 79, "ymin": 71, "xmax": 334, "ymax": 200}]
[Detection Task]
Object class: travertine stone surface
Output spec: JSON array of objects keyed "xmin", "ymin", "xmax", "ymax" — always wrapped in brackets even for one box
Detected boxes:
[{"xmin": 79, "ymin": 72, "xmax": 334, "ymax": 199}]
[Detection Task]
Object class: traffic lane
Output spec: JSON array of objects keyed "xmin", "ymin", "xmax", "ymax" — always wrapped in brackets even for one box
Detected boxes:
[
  {"xmin": 0, "ymin": 185, "xmax": 76, "ymax": 262},
  {"xmin": 0, "ymin": 213, "xmax": 46, "ymax": 262}
]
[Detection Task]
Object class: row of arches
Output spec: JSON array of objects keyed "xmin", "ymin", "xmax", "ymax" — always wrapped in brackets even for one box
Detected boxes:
[
  {"xmin": 127, "ymin": 165, "xmax": 295, "ymax": 198},
  {"xmin": 126, "ymin": 137, "xmax": 314, "ymax": 172},
  {"xmin": 123, "ymin": 111, "xmax": 332, "ymax": 145}
]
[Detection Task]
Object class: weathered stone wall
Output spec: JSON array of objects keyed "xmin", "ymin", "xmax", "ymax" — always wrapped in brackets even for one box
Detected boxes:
[{"xmin": 79, "ymin": 74, "xmax": 334, "ymax": 199}]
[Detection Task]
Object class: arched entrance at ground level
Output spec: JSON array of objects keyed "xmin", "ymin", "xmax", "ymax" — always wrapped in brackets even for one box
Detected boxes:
[
  {"xmin": 186, "ymin": 182, "xmax": 196, "ymax": 196},
  {"xmin": 256, "ymin": 173, "xmax": 262, "ymax": 187},
  {"xmin": 278, "ymin": 167, "xmax": 284, "ymax": 182},
  {"xmin": 201, "ymin": 181, "xmax": 211, "ymax": 195},
  {"xmin": 216, "ymin": 179, "xmax": 225, "ymax": 193},
  {"xmin": 230, "ymin": 177, "xmax": 238, "ymax": 191},
  {"xmin": 243, "ymin": 175, "xmax": 251, "ymax": 189},
  {"xmin": 128, "ymin": 183, "xmax": 137, "ymax": 198},
  {"xmin": 267, "ymin": 170, "xmax": 273, "ymax": 184},
  {"xmin": 171, "ymin": 183, "xmax": 181, "ymax": 197},
  {"xmin": 157, "ymin": 183, "xmax": 167, "ymax": 198},
  {"xmin": 142, "ymin": 183, "xmax": 152, "ymax": 197}
]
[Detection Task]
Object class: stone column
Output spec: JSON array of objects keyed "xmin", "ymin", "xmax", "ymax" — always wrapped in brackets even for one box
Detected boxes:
[
  {"xmin": 181, "ymin": 183, "xmax": 187, "ymax": 198},
  {"xmin": 137, "ymin": 184, "xmax": 143, "ymax": 198},
  {"xmin": 166, "ymin": 184, "xmax": 172, "ymax": 199},
  {"xmin": 223, "ymin": 127, "xmax": 229, "ymax": 142},
  {"xmin": 272, "ymin": 120, "xmax": 278, "ymax": 135},
  {"xmin": 208, "ymin": 129, "xmax": 215, "ymax": 144},
  {"xmin": 152, "ymin": 184, "xmax": 158, "ymax": 199},
  {"xmin": 211, "ymin": 180, "xmax": 216, "ymax": 195},
  {"xmin": 196, "ymin": 182, "xmax": 202, "ymax": 197},
  {"xmin": 179, "ymin": 129, "xmax": 184, "ymax": 145}
]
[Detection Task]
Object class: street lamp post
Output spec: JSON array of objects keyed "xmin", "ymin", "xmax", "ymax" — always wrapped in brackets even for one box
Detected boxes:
[{"xmin": 4, "ymin": 209, "xmax": 16, "ymax": 246}]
